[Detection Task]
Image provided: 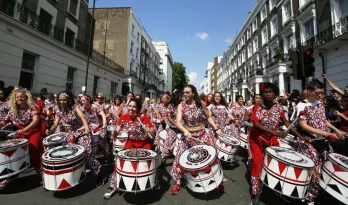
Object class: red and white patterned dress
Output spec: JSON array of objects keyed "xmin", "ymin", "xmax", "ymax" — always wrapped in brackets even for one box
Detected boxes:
[
  {"xmin": 170, "ymin": 102, "xmax": 215, "ymax": 183},
  {"xmin": 0, "ymin": 101, "xmax": 10, "ymax": 129},
  {"xmin": 154, "ymin": 103, "xmax": 169, "ymax": 145},
  {"xmin": 109, "ymin": 105, "xmax": 119, "ymax": 121},
  {"xmin": 296, "ymin": 101, "xmax": 332, "ymax": 201},
  {"xmin": 161, "ymin": 105, "xmax": 179, "ymax": 159},
  {"xmin": 207, "ymin": 104, "xmax": 236, "ymax": 135},
  {"xmin": 55, "ymin": 106, "xmax": 101, "ymax": 175},
  {"xmin": 230, "ymin": 105, "xmax": 245, "ymax": 139}
]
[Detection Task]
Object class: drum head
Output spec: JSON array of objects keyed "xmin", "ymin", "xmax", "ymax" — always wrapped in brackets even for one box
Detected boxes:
[
  {"xmin": 329, "ymin": 153, "xmax": 348, "ymax": 171},
  {"xmin": 219, "ymin": 134, "xmax": 240, "ymax": 146},
  {"xmin": 42, "ymin": 144, "xmax": 85, "ymax": 162},
  {"xmin": 159, "ymin": 130, "xmax": 167, "ymax": 140},
  {"xmin": 179, "ymin": 145, "xmax": 216, "ymax": 170},
  {"xmin": 266, "ymin": 146, "xmax": 315, "ymax": 168},
  {"xmin": 107, "ymin": 125, "xmax": 116, "ymax": 132},
  {"xmin": 44, "ymin": 133, "xmax": 66, "ymax": 145},
  {"xmin": 0, "ymin": 138, "xmax": 28, "ymax": 151},
  {"xmin": 118, "ymin": 131, "xmax": 128, "ymax": 139},
  {"xmin": 118, "ymin": 148, "xmax": 157, "ymax": 160}
]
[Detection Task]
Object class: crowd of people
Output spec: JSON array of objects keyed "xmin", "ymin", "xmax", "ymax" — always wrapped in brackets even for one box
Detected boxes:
[{"xmin": 0, "ymin": 74, "xmax": 347, "ymax": 205}]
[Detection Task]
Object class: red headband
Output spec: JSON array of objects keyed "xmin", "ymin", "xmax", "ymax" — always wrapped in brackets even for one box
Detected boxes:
[{"xmin": 163, "ymin": 93, "xmax": 170, "ymax": 98}]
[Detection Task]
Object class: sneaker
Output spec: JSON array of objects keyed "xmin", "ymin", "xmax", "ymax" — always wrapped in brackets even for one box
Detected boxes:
[
  {"xmin": 86, "ymin": 169, "xmax": 91, "ymax": 173},
  {"xmin": 217, "ymin": 183, "xmax": 225, "ymax": 192},
  {"xmin": 103, "ymin": 187, "xmax": 117, "ymax": 199},
  {"xmin": 0, "ymin": 179, "xmax": 8, "ymax": 188},
  {"xmin": 307, "ymin": 201, "xmax": 314, "ymax": 205},
  {"xmin": 96, "ymin": 172, "xmax": 107, "ymax": 188},
  {"xmin": 170, "ymin": 183, "xmax": 181, "ymax": 195},
  {"xmin": 251, "ymin": 194, "xmax": 260, "ymax": 205}
]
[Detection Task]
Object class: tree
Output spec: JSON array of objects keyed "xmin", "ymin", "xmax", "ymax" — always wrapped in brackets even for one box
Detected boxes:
[
  {"xmin": 199, "ymin": 93, "xmax": 206, "ymax": 100},
  {"xmin": 172, "ymin": 62, "xmax": 189, "ymax": 92}
]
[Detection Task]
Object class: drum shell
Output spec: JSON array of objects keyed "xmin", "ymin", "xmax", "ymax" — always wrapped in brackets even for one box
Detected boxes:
[
  {"xmin": 214, "ymin": 135, "xmax": 240, "ymax": 162},
  {"xmin": 319, "ymin": 153, "xmax": 348, "ymax": 205},
  {"xmin": 116, "ymin": 149, "xmax": 157, "ymax": 192},
  {"xmin": 113, "ymin": 132, "xmax": 128, "ymax": 153},
  {"xmin": 91, "ymin": 132, "xmax": 100, "ymax": 155},
  {"xmin": 260, "ymin": 147, "xmax": 314, "ymax": 199},
  {"xmin": 0, "ymin": 139, "xmax": 30, "ymax": 179},
  {"xmin": 239, "ymin": 133, "xmax": 249, "ymax": 150},
  {"xmin": 159, "ymin": 130, "xmax": 167, "ymax": 151},
  {"xmin": 43, "ymin": 133, "xmax": 67, "ymax": 151},
  {"xmin": 42, "ymin": 145, "xmax": 86, "ymax": 191}
]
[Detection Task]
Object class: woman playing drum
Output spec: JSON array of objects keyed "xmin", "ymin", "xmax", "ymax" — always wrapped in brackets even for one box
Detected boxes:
[
  {"xmin": 114, "ymin": 92, "xmax": 135, "ymax": 120},
  {"xmin": 0, "ymin": 88, "xmax": 9, "ymax": 127},
  {"xmin": 295, "ymin": 79, "xmax": 344, "ymax": 205},
  {"xmin": 170, "ymin": 85, "xmax": 223, "ymax": 195},
  {"xmin": 47, "ymin": 91, "xmax": 107, "ymax": 188},
  {"xmin": 153, "ymin": 92, "xmax": 171, "ymax": 150},
  {"xmin": 109, "ymin": 95, "xmax": 122, "ymax": 122},
  {"xmin": 104, "ymin": 98, "xmax": 154, "ymax": 199},
  {"xmin": 230, "ymin": 95, "xmax": 246, "ymax": 140},
  {"xmin": 249, "ymin": 83, "xmax": 303, "ymax": 205}
]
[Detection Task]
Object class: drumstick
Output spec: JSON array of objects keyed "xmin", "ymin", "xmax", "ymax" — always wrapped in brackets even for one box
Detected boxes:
[
  {"xmin": 0, "ymin": 130, "xmax": 15, "ymax": 133},
  {"xmin": 285, "ymin": 111, "xmax": 305, "ymax": 133},
  {"xmin": 136, "ymin": 117, "xmax": 153, "ymax": 139}
]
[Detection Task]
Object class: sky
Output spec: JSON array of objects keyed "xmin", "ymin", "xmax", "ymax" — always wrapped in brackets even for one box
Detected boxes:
[{"xmin": 89, "ymin": 0, "xmax": 256, "ymax": 91}]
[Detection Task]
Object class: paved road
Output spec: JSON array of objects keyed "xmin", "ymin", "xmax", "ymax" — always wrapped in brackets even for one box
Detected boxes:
[{"xmin": 0, "ymin": 147, "xmax": 344, "ymax": 205}]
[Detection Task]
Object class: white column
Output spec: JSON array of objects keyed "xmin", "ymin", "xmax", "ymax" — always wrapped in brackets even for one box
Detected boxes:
[
  {"xmin": 278, "ymin": 72, "xmax": 285, "ymax": 95},
  {"xmin": 255, "ymin": 83, "xmax": 260, "ymax": 94},
  {"xmin": 241, "ymin": 89, "xmax": 245, "ymax": 100},
  {"xmin": 232, "ymin": 91, "xmax": 236, "ymax": 102},
  {"xmin": 269, "ymin": 76, "xmax": 273, "ymax": 83}
]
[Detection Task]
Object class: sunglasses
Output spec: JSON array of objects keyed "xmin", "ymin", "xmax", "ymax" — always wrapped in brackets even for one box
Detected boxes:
[{"xmin": 97, "ymin": 97, "xmax": 103, "ymax": 99}]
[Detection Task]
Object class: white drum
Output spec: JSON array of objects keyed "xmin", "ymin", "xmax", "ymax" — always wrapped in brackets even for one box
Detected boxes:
[
  {"xmin": 260, "ymin": 146, "xmax": 315, "ymax": 199},
  {"xmin": 91, "ymin": 131, "xmax": 100, "ymax": 155},
  {"xmin": 278, "ymin": 134, "xmax": 295, "ymax": 150},
  {"xmin": 113, "ymin": 131, "xmax": 128, "ymax": 153},
  {"xmin": 116, "ymin": 149, "xmax": 157, "ymax": 193},
  {"xmin": 43, "ymin": 133, "xmax": 67, "ymax": 151},
  {"xmin": 0, "ymin": 138, "xmax": 30, "ymax": 179},
  {"xmin": 239, "ymin": 133, "xmax": 249, "ymax": 150},
  {"xmin": 320, "ymin": 153, "xmax": 348, "ymax": 205},
  {"xmin": 42, "ymin": 144, "xmax": 86, "ymax": 191},
  {"xmin": 173, "ymin": 134, "xmax": 181, "ymax": 156},
  {"xmin": 159, "ymin": 130, "xmax": 167, "ymax": 151},
  {"xmin": 7, "ymin": 133, "xmax": 16, "ymax": 139},
  {"xmin": 107, "ymin": 125, "xmax": 116, "ymax": 132},
  {"xmin": 214, "ymin": 134, "xmax": 240, "ymax": 162},
  {"xmin": 179, "ymin": 145, "xmax": 224, "ymax": 193}
]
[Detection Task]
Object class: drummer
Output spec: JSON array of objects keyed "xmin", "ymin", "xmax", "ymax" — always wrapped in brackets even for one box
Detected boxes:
[
  {"xmin": 170, "ymin": 85, "xmax": 223, "ymax": 195},
  {"xmin": 249, "ymin": 83, "xmax": 303, "ymax": 205},
  {"xmin": 295, "ymin": 79, "xmax": 344, "ymax": 205},
  {"xmin": 114, "ymin": 92, "xmax": 134, "ymax": 120},
  {"xmin": 0, "ymin": 88, "xmax": 44, "ymax": 177},
  {"xmin": 153, "ymin": 92, "xmax": 171, "ymax": 151},
  {"xmin": 104, "ymin": 98, "xmax": 154, "ymax": 199},
  {"xmin": 0, "ymin": 88, "xmax": 9, "ymax": 126},
  {"xmin": 47, "ymin": 91, "xmax": 107, "ymax": 188},
  {"xmin": 230, "ymin": 95, "xmax": 246, "ymax": 140}
]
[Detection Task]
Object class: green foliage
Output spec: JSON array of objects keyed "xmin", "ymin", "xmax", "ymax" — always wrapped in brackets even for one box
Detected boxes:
[
  {"xmin": 199, "ymin": 93, "xmax": 206, "ymax": 100},
  {"xmin": 172, "ymin": 62, "xmax": 188, "ymax": 92}
]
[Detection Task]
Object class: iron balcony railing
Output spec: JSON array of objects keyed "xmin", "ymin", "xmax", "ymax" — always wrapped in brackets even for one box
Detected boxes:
[
  {"xmin": 316, "ymin": 14, "xmax": 348, "ymax": 47},
  {"xmin": 0, "ymin": 0, "xmax": 124, "ymax": 75}
]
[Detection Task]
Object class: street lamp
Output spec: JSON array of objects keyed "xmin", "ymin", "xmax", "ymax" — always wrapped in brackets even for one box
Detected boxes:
[
  {"xmin": 84, "ymin": 0, "xmax": 96, "ymax": 95},
  {"xmin": 128, "ymin": 78, "xmax": 132, "ymax": 92}
]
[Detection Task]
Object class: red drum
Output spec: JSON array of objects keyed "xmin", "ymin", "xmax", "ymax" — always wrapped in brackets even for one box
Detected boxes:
[
  {"xmin": 116, "ymin": 149, "xmax": 157, "ymax": 193},
  {"xmin": 320, "ymin": 153, "xmax": 348, "ymax": 204},
  {"xmin": 113, "ymin": 131, "xmax": 128, "ymax": 153},
  {"xmin": 214, "ymin": 134, "xmax": 240, "ymax": 162},
  {"xmin": 0, "ymin": 139, "xmax": 30, "ymax": 179},
  {"xmin": 43, "ymin": 133, "xmax": 67, "ymax": 151},
  {"xmin": 260, "ymin": 147, "xmax": 314, "ymax": 199},
  {"xmin": 42, "ymin": 144, "xmax": 86, "ymax": 191},
  {"xmin": 179, "ymin": 145, "xmax": 224, "ymax": 193}
]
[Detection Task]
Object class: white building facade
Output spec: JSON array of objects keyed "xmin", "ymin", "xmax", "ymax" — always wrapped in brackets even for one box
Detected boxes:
[{"xmin": 152, "ymin": 41, "xmax": 173, "ymax": 92}]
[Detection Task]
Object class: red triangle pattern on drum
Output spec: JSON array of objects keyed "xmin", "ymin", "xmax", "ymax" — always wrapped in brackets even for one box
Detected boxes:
[
  {"xmin": 332, "ymin": 163, "xmax": 344, "ymax": 172},
  {"xmin": 278, "ymin": 161, "xmax": 287, "ymax": 175},
  {"xmin": 190, "ymin": 172, "xmax": 198, "ymax": 178},
  {"xmin": 0, "ymin": 150, "xmax": 16, "ymax": 158},
  {"xmin": 267, "ymin": 155, "xmax": 272, "ymax": 166},
  {"xmin": 58, "ymin": 179, "xmax": 71, "ymax": 190},
  {"xmin": 147, "ymin": 160, "xmax": 152, "ymax": 169},
  {"xmin": 131, "ymin": 161, "xmax": 138, "ymax": 172},
  {"xmin": 293, "ymin": 167, "xmax": 303, "ymax": 179},
  {"xmin": 119, "ymin": 159, "xmax": 125, "ymax": 170},
  {"xmin": 119, "ymin": 139, "xmax": 125, "ymax": 143}
]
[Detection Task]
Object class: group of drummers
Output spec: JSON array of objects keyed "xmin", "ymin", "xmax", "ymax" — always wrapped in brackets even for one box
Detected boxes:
[{"xmin": 0, "ymin": 78, "xmax": 347, "ymax": 205}]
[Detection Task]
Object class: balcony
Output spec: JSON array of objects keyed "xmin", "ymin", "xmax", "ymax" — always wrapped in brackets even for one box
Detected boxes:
[
  {"xmin": 126, "ymin": 70, "xmax": 138, "ymax": 79},
  {"xmin": 0, "ymin": 0, "xmax": 124, "ymax": 75}
]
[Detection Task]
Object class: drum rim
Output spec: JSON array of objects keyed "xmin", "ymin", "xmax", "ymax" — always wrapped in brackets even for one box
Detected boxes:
[
  {"xmin": 0, "ymin": 138, "xmax": 29, "ymax": 151},
  {"xmin": 328, "ymin": 153, "xmax": 348, "ymax": 171},
  {"xmin": 217, "ymin": 135, "xmax": 241, "ymax": 146},
  {"xmin": 117, "ymin": 148, "xmax": 157, "ymax": 160},
  {"xmin": 42, "ymin": 145, "xmax": 85, "ymax": 162},
  {"xmin": 266, "ymin": 146, "xmax": 315, "ymax": 168},
  {"xmin": 42, "ymin": 153, "xmax": 85, "ymax": 164},
  {"xmin": 43, "ymin": 133, "xmax": 66, "ymax": 145},
  {"xmin": 116, "ymin": 174, "xmax": 157, "ymax": 193},
  {"xmin": 179, "ymin": 145, "xmax": 217, "ymax": 171}
]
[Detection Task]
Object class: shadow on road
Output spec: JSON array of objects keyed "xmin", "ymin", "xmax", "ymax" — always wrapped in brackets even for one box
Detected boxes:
[{"xmin": 0, "ymin": 173, "xmax": 41, "ymax": 194}]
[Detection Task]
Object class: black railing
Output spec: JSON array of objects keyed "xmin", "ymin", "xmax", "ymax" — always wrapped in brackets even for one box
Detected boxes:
[
  {"xmin": 316, "ymin": 14, "xmax": 348, "ymax": 47},
  {"xmin": 0, "ymin": 0, "xmax": 124, "ymax": 75}
]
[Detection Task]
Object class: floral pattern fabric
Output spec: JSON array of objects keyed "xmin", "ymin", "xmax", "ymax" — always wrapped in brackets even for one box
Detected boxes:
[
  {"xmin": 118, "ymin": 114, "xmax": 153, "ymax": 141},
  {"xmin": 161, "ymin": 106, "xmax": 178, "ymax": 159},
  {"xmin": 5, "ymin": 105, "xmax": 39, "ymax": 127},
  {"xmin": 0, "ymin": 101, "xmax": 9, "ymax": 121}
]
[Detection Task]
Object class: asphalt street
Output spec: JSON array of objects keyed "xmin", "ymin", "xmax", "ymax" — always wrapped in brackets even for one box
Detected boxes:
[{"xmin": 0, "ymin": 145, "xmax": 344, "ymax": 205}]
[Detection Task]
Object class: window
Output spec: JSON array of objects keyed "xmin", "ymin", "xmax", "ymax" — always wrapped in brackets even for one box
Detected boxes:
[
  {"xmin": 284, "ymin": 1, "xmax": 292, "ymax": 20},
  {"xmin": 285, "ymin": 34, "xmax": 294, "ymax": 51},
  {"xmin": 136, "ymin": 48, "xmax": 139, "ymax": 58},
  {"xmin": 66, "ymin": 67, "xmax": 75, "ymax": 92},
  {"xmin": 262, "ymin": 53, "xmax": 268, "ymax": 68},
  {"xmin": 110, "ymin": 82, "xmax": 118, "ymax": 98},
  {"xmin": 247, "ymin": 27, "xmax": 251, "ymax": 39},
  {"xmin": 137, "ymin": 32, "xmax": 140, "ymax": 42},
  {"xmin": 130, "ymin": 41, "xmax": 134, "ymax": 54},
  {"xmin": 269, "ymin": 0, "xmax": 276, "ymax": 11},
  {"xmin": 131, "ymin": 24, "xmax": 135, "ymax": 35},
  {"xmin": 38, "ymin": 9, "xmax": 52, "ymax": 35},
  {"xmin": 299, "ymin": 0, "xmax": 310, "ymax": 9},
  {"xmin": 93, "ymin": 76, "xmax": 99, "ymax": 96},
  {"xmin": 253, "ymin": 37, "xmax": 258, "ymax": 53},
  {"xmin": 69, "ymin": 0, "xmax": 78, "ymax": 17},
  {"xmin": 304, "ymin": 19, "xmax": 314, "ymax": 39},
  {"xmin": 260, "ymin": 5, "xmax": 267, "ymax": 22},
  {"xmin": 262, "ymin": 27, "xmax": 268, "ymax": 45},
  {"xmin": 248, "ymin": 44, "xmax": 252, "ymax": 57},
  {"xmin": 19, "ymin": 52, "xmax": 36, "ymax": 90},
  {"xmin": 65, "ymin": 28, "xmax": 75, "ymax": 47},
  {"xmin": 252, "ymin": 18, "xmax": 257, "ymax": 33},
  {"xmin": 339, "ymin": 0, "xmax": 348, "ymax": 16},
  {"xmin": 271, "ymin": 17, "xmax": 278, "ymax": 37}
]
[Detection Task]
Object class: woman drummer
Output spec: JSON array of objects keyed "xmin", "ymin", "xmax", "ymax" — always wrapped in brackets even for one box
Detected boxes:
[
  {"xmin": 114, "ymin": 92, "xmax": 134, "ymax": 120},
  {"xmin": 47, "ymin": 91, "xmax": 107, "ymax": 188},
  {"xmin": 249, "ymin": 83, "xmax": 303, "ymax": 205},
  {"xmin": 153, "ymin": 92, "xmax": 171, "ymax": 151},
  {"xmin": 0, "ymin": 88, "xmax": 9, "ymax": 126},
  {"xmin": 170, "ymin": 85, "xmax": 223, "ymax": 195},
  {"xmin": 0, "ymin": 89, "xmax": 44, "ymax": 176},
  {"xmin": 103, "ymin": 98, "xmax": 154, "ymax": 199},
  {"xmin": 230, "ymin": 95, "xmax": 246, "ymax": 140},
  {"xmin": 109, "ymin": 95, "xmax": 122, "ymax": 122},
  {"xmin": 295, "ymin": 79, "xmax": 344, "ymax": 205},
  {"xmin": 80, "ymin": 95, "xmax": 110, "ymax": 160}
]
